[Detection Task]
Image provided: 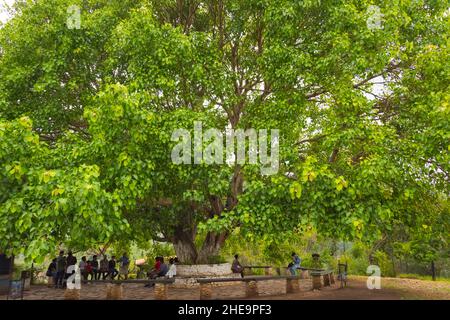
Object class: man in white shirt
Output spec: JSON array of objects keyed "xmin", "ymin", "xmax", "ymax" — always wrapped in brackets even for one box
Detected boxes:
[{"xmin": 166, "ymin": 258, "xmax": 177, "ymax": 278}]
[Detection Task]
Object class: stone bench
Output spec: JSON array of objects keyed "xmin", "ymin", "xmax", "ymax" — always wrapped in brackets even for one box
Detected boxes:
[
  {"xmin": 296, "ymin": 267, "xmax": 324, "ymax": 279},
  {"xmin": 298, "ymin": 267, "xmax": 325, "ymax": 272},
  {"xmin": 65, "ymin": 278, "xmax": 175, "ymax": 300},
  {"xmin": 277, "ymin": 266, "xmax": 322, "ymax": 278},
  {"xmin": 243, "ymin": 266, "xmax": 272, "ymax": 276},
  {"xmin": 197, "ymin": 275, "xmax": 302, "ymax": 300},
  {"xmin": 310, "ymin": 270, "xmax": 335, "ymax": 290}
]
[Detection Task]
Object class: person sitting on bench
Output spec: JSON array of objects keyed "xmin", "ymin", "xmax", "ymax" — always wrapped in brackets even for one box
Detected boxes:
[
  {"xmin": 118, "ymin": 252, "xmax": 130, "ymax": 280},
  {"xmin": 145, "ymin": 257, "xmax": 168, "ymax": 287},
  {"xmin": 85, "ymin": 261, "xmax": 94, "ymax": 280},
  {"xmin": 166, "ymin": 258, "xmax": 177, "ymax": 278},
  {"xmin": 312, "ymin": 253, "xmax": 322, "ymax": 269},
  {"xmin": 79, "ymin": 256, "xmax": 87, "ymax": 281},
  {"xmin": 147, "ymin": 256, "xmax": 161, "ymax": 279},
  {"xmin": 231, "ymin": 254, "xmax": 244, "ymax": 278},
  {"xmin": 289, "ymin": 252, "xmax": 301, "ymax": 275},
  {"xmin": 46, "ymin": 258, "xmax": 57, "ymax": 287},
  {"xmin": 91, "ymin": 255, "xmax": 100, "ymax": 280},
  {"xmin": 107, "ymin": 256, "xmax": 119, "ymax": 280},
  {"xmin": 157, "ymin": 257, "xmax": 169, "ymax": 277},
  {"xmin": 99, "ymin": 255, "xmax": 109, "ymax": 280}
]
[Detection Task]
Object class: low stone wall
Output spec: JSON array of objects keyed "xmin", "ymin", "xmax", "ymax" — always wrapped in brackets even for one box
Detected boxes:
[
  {"xmin": 299, "ymin": 279, "xmax": 313, "ymax": 291},
  {"xmin": 173, "ymin": 274, "xmax": 241, "ymax": 289},
  {"xmin": 176, "ymin": 263, "xmax": 233, "ymax": 277},
  {"xmin": 173, "ymin": 263, "xmax": 237, "ymax": 288},
  {"xmin": 199, "ymin": 278, "xmax": 313, "ymax": 299},
  {"xmin": 257, "ymin": 279, "xmax": 287, "ymax": 296},
  {"xmin": 246, "ymin": 279, "xmax": 312, "ymax": 296}
]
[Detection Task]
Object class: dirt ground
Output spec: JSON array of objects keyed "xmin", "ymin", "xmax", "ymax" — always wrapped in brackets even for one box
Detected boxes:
[
  {"xmin": 1, "ymin": 276, "xmax": 448, "ymax": 300},
  {"xmin": 251, "ymin": 276, "xmax": 450, "ymax": 300}
]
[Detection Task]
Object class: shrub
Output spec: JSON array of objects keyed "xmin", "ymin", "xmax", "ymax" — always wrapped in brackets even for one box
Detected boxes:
[{"xmin": 373, "ymin": 250, "xmax": 395, "ymax": 277}]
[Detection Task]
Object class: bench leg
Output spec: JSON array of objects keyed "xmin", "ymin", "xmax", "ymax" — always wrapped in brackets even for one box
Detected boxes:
[
  {"xmin": 154, "ymin": 283, "xmax": 168, "ymax": 300},
  {"xmin": 64, "ymin": 288, "xmax": 80, "ymax": 300},
  {"xmin": 106, "ymin": 283, "xmax": 123, "ymax": 300},
  {"xmin": 323, "ymin": 274, "xmax": 330, "ymax": 287},
  {"xmin": 330, "ymin": 272, "xmax": 335, "ymax": 285},
  {"xmin": 264, "ymin": 267, "xmax": 272, "ymax": 276},
  {"xmin": 200, "ymin": 283, "xmax": 213, "ymax": 300},
  {"xmin": 286, "ymin": 279, "xmax": 300, "ymax": 293},
  {"xmin": 47, "ymin": 276, "xmax": 54, "ymax": 287},
  {"xmin": 312, "ymin": 275, "xmax": 322, "ymax": 290},
  {"xmin": 245, "ymin": 280, "xmax": 258, "ymax": 298}
]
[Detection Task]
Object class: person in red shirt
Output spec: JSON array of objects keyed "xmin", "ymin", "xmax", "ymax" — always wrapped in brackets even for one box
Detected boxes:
[
  {"xmin": 145, "ymin": 257, "xmax": 162, "ymax": 287},
  {"xmin": 85, "ymin": 261, "xmax": 94, "ymax": 280}
]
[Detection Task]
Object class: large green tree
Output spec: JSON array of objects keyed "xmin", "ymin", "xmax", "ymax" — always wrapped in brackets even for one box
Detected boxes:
[{"xmin": 0, "ymin": 0, "xmax": 448, "ymax": 263}]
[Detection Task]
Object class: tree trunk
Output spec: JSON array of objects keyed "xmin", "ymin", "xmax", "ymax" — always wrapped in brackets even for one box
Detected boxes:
[
  {"xmin": 172, "ymin": 231, "xmax": 229, "ymax": 264},
  {"xmin": 172, "ymin": 226, "xmax": 198, "ymax": 264},
  {"xmin": 196, "ymin": 231, "xmax": 228, "ymax": 263},
  {"xmin": 171, "ymin": 222, "xmax": 229, "ymax": 264},
  {"xmin": 387, "ymin": 245, "xmax": 396, "ymax": 277},
  {"xmin": 368, "ymin": 235, "xmax": 387, "ymax": 265},
  {"xmin": 390, "ymin": 255, "xmax": 396, "ymax": 277},
  {"xmin": 31, "ymin": 262, "xmax": 34, "ymax": 285},
  {"xmin": 173, "ymin": 239, "xmax": 198, "ymax": 264},
  {"xmin": 431, "ymin": 261, "xmax": 436, "ymax": 281},
  {"xmin": 168, "ymin": 166, "xmax": 240, "ymax": 264}
]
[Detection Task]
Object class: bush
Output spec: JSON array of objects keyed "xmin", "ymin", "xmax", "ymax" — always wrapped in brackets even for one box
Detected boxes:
[
  {"xmin": 351, "ymin": 243, "xmax": 365, "ymax": 259},
  {"xmin": 373, "ymin": 250, "xmax": 395, "ymax": 277},
  {"xmin": 344, "ymin": 254, "xmax": 368, "ymax": 276}
]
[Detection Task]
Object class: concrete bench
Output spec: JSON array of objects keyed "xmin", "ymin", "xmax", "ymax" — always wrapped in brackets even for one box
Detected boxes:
[
  {"xmin": 276, "ymin": 266, "xmax": 322, "ymax": 278},
  {"xmin": 197, "ymin": 275, "xmax": 302, "ymax": 300},
  {"xmin": 310, "ymin": 270, "xmax": 335, "ymax": 290},
  {"xmin": 65, "ymin": 278, "xmax": 175, "ymax": 300},
  {"xmin": 296, "ymin": 267, "xmax": 324, "ymax": 279},
  {"xmin": 298, "ymin": 267, "xmax": 325, "ymax": 272}
]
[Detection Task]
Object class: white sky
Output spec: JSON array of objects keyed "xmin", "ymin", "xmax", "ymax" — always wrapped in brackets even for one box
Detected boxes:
[{"xmin": 0, "ymin": 0, "xmax": 14, "ymax": 24}]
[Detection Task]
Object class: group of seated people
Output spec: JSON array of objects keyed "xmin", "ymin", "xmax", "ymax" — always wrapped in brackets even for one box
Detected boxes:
[
  {"xmin": 144, "ymin": 256, "xmax": 178, "ymax": 287},
  {"xmin": 48, "ymin": 250, "xmax": 303, "ymax": 289},
  {"xmin": 78, "ymin": 253, "xmax": 130, "ymax": 281},
  {"xmin": 46, "ymin": 250, "xmax": 130, "ymax": 288}
]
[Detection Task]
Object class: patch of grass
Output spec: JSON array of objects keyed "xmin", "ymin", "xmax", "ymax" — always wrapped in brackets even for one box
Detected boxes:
[{"xmin": 398, "ymin": 273, "xmax": 450, "ymax": 283}]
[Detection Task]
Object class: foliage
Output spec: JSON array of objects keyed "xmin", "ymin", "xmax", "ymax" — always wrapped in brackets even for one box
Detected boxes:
[
  {"xmin": 0, "ymin": 117, "xmax": 126, "ymax": 263},
  {"xmin": 0, "ymin": 0, "xmax": 448, "ymax": 265}
]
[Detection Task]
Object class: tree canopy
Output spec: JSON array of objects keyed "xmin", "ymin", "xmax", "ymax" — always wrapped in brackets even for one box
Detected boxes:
[{"xmin": 0, "ymin": 0, "xmax": 448, "ymax": 263}]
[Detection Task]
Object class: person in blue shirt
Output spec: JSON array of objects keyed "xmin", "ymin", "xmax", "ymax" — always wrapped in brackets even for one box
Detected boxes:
[
  {"xmin": 289, "ymin": 252, "xmax": 301, "ymax": 275},
  {"xmin": 107, "ymin": 256, "xmax": 119, "ymax": 280},
  {"xmin": 118, "ymin": 253, "xmax": 130, "ymax": 280}
]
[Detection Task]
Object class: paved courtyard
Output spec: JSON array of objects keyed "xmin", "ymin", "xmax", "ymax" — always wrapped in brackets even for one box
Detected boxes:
[
  {"xmin": 1, "ymin": 276, "xmax": 448, "ymax": 300},
  {"xmin": 2, "ymin": 278, "xmax": 308, "ymax": 300}
]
